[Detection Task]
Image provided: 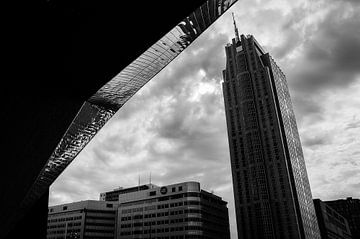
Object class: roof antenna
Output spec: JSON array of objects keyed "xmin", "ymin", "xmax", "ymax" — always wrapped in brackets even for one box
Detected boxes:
[
  {"xmin": 138, "ymin": 174, "xmax": 141, "ymax": 190},
  {"xmin": 149, "ymin": 172, "xmax": 152, "ymax": 185},
  {"xmin": 232, "ymin": 12, "xmax": 240, "ymax": 43}
]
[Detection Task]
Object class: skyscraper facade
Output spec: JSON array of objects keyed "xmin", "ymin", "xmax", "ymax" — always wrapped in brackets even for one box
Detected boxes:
[{"xmin": 222, "ymin": 20, "xmax": 320, "ymax": 239}]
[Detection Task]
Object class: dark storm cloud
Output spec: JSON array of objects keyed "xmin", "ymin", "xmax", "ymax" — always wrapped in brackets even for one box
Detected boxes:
[
  {"xmin": 150, "ymin": 100, "xmax": 188, "ymax": 140},
  {"xmin": 92, "ymin": 146, "xmax": 111, "ymax": 165},
  {"xmin": 271, "ymin": 6, "xmax": 305, "ymax": 59},
  {"xmin": 272, "ymin": 29, "xmax": 302, "ymax": 59},
  {"xmin": 290, "ymin": 3, "xmax": 360, "ymax": 93},
  {"xmin": 148, "ymin": 81, "xmax": 228, "ymax": 162},
  {"xmin": 278, "ymin": 0, "xmax": 360, "ymax": 125},
  {"xmin": 302, "ymin": 134, "xmax": 331, "ymax": 148},
  {"xmin": 340, "ymin": 0, "xmax": 360, "ymax": 4},
  {"xmin": 351, "ymin": 150, "xmax": 360, "ymax": 156},
  {"xmin": 141, "ymin": 31, "xmax": 230, "ymax": 161},
  {"xmin": 345, "ymin": 120, "xmax": 360, "ymax": 130},
  {"xmin": 150, "ymin": 92, "xmax": 219, "ymax": 139},
  {"xmin": 282, "ymin": 5, "xmax": 306, "ymax": 30},
  {"xmin": 147, "ymin": 33, "xmax": 229, "ymax": 97},
  {"xmin": 97, "ymin": 132, "xmax": 138, "ymax": 155},
  {"xmin": 291, "ymin": 95, "xmax": 324, "ymax": 122}
]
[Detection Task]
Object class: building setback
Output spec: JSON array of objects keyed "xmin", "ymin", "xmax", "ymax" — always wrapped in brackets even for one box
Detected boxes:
[
  {"xmin": 222, "ymin": 18, "xmax": 320, "ymax": 239},
  {"xmin": 47, "ymin": 200, "xmax": 118, "ymax": 239},
  {"xmin": 110, "ymin": 182, "xmax": 230, "ymax": 239},
  {"xmin": 313, "ymin": 199, "xmax": 352, "ymax": 239},
  {"xmin": 325, "ymin": 197, "xmax": 360, "ymax": 239},
  {"xmin": 100, "ymin": 184, "xmax": 158, "ymax": 202}
]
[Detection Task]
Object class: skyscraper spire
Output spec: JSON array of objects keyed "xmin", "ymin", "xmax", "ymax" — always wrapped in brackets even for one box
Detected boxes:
[{"xmin": 232, "ymin": 12, "xmax": 240, "ymax": 42}]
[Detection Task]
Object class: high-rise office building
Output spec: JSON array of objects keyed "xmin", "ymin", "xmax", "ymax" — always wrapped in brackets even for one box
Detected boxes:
[
  {"xmin": 325, "ymin": 197, "xmax": 360, "ymax": 239},
  {"xmin": 47, "ymin": 200, "xmax": 118, "ymax": 239},
  {"xmin": 221, "ymin": 17, "xmax": 320, "ymax": 239},
  {"xmin": 106, "ymin": 182, "xmax": 230, "ymax": 239}
]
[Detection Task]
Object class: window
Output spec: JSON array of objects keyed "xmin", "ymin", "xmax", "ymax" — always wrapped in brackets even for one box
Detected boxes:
[
  {"xmin": 150, "ymin": 191, "xmax": 156, "ymax": 196},
  {"xmin": 179, "ymin": 186, "xmax": 183, "ymax": 191},
  {"xmin": 172, "ymin": 187, "xmax": 176, "ymax": 192},
  {"xmin": 63, "ymin": 206, "xmax": 68, "ymax": 211},
  {"xmin": 106, "ymin": 203, "xmax": 113, "ymax": 208}
]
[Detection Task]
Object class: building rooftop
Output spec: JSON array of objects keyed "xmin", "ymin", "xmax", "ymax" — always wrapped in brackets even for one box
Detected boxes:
[{"xmin": 48, "ymin": 200, "xmax": 118, "ymax": 214}]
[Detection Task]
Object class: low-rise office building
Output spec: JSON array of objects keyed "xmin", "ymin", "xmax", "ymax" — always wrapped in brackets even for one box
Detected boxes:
[
  {"xmin": 325, "ymin": 197, "xmax": 360, "ymax": 239},
  {"xmin": 47, "ymin": 200, "xmax": 118, "ymax": 239},
  {"xmin": 313, "ymin": 199, "xmax": 352, "ymax": 239},
  {"xmin": 111, "ymin": 181, "xmax": 230, "ymax": 239}
]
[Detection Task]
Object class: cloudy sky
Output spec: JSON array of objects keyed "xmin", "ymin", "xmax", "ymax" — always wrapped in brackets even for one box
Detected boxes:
[{"xmin": 50, "ymin": 0, "xmax": 360, "ymax": 238}]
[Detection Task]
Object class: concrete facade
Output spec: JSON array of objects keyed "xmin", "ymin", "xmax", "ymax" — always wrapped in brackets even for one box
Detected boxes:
[
  {"xmin": 47, "ymin": 200, "xmax": 118, "ymax": 239},
  {"xmin": 102, "ymin": 182, "xmax": 230, "ymax": 239}
]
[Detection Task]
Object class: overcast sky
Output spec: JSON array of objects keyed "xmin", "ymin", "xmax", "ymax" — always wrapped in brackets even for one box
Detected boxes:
[{"xmin": 50, "ymin": 0, "xmax": 360, "ymax": 238}]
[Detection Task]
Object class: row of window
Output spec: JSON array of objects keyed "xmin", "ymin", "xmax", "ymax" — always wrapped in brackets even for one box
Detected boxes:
[
  {"xmin": 47, "ymin": 221, "xmax": 81, "ymax": 229},
  {"xmin": 85, "ymin": 221, "xmax": 115, "ymax": 227},
  {"xmin": 47, "ymin": 236, "xmax": 72, "ymax": 239},
  {"xmin": 86, "ymin": 215, "xmax": 115, "ymax": 221},
  {"xmin": 120, "ymin": 226, "xmax": 203, "ymax": 235},
  {"xmin": 85, "ymin": 227, "xmax": 114, "ymax": 233},
  {"xmin": 121, "ymin": 208, "xmax": 197, "ymax": 221},
  {"xmin": 48, "ymin": 216, "xmax": 82, "ymax": 223},
  {"xmin": 121, "ymin": 193, "xmax": 201, "ymax": 207},
  {"xmin": 120, "ymin": 236, "xmax": 189, "ymax": 239},
  {"xmin": 121, "ymin": 217, "xmax": 204, "ymax": 228}
]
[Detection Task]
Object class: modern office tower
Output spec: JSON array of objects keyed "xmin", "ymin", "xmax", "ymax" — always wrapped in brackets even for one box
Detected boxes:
[
  {"xmin": 221, "ymin": 18, "xmax": 320, "ymax": 239},
  {"xmin": 325, "ymin": 197, "xmax": 360, "ymax": 239},
  {"xmin": 313, "ymin": 199, "xmax": 352, "ymax": 239},
  {"xmin": 47, "ymin": 200, "xmax": 118, "ymax": 239},
  {"xmin": 114, "ymin": 182, "xmax": 230, "ymax": 239},
  {"xmin": 100, "ymin": 184, "xmax": 158, "ymax": 201}
]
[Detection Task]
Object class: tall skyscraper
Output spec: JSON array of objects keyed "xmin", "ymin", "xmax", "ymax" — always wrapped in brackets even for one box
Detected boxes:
[{"xmin": 222, "ymin": 17, "xmax": 320, "ymax": 239}]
